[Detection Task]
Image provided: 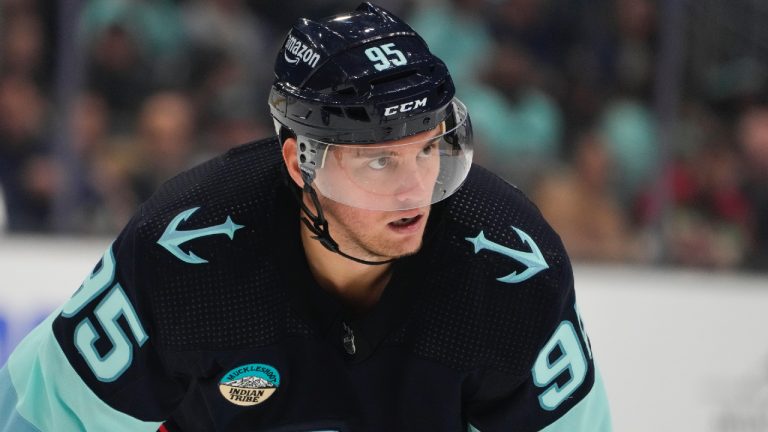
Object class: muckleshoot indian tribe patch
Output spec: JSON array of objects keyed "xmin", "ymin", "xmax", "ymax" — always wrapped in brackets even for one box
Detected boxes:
[{"xmin": 219, "ymin": 363, "xmax": 281, "ymax": 406}]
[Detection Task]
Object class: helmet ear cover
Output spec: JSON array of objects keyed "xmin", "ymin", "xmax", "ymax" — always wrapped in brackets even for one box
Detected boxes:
[{"xmin": 277, "ymin": 124, "xmax": 296, "ymax": 147}]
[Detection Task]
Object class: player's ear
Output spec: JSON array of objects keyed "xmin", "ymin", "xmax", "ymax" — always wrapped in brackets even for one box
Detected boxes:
[{"xmin": 281, "ymin": 137, "xmax": 304, "ymax": 188}]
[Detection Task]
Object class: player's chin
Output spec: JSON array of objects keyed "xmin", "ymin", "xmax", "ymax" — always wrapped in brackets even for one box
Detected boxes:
[{"xmin": 381, "ymin": 236, "xmax": 424, "ymax": 259}]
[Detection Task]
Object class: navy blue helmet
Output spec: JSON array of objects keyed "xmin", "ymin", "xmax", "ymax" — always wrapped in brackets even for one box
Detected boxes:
[{"xmin": 269, "ymin": 2, "xmax": 469, "ymax": 145}]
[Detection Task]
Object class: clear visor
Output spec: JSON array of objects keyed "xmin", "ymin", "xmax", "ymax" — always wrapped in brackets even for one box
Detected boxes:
[{"xmin": 298, "ymin": 99, "xmax": 473, "ymax": 211}]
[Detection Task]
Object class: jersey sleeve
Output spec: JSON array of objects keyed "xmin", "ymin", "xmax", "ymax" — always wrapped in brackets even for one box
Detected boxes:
[
  {"xmin": 0, "ymin": 212, "xmax": 187, "ymax": 432},
  {"xmin": 465, "ymin": 262, "xmax": 612, "ymax": 432}
]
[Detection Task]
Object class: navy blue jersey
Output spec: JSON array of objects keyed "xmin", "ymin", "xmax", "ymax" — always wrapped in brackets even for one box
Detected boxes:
[{"xmin": 1, "ymin": 137, "xmax": 610, "ymax": 431}]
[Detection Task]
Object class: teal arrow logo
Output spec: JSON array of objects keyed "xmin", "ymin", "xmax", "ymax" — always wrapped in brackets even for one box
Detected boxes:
[
  {"xmin": 466, "ymin": 227, "xmax": 549, "ymax": 283},
  {"xmin": 158, "ymin": 207, "xmax": 244, "ymax": 264}
]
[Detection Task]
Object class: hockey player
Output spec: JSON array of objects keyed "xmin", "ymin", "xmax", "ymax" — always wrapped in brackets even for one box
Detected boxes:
[{"xmin": 0, "ymin": 3, "xmax": 611, "ymax": 431}]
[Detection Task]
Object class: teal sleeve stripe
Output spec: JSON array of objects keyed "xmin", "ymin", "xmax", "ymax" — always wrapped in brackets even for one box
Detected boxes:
[
  {"xmin": 7, "ymin": 310, "xmax": 164, "ymax": 432},
  {"xmin": 1, "ymin": 365, "xmax": 42, "ymax": 432},
  {"xmin": 467, "ymin": 366, "xmax": 612, "ymax": 432},
  {"xmin": 539, "ymin": 366, "xmax": 612, "ymax": 432}
]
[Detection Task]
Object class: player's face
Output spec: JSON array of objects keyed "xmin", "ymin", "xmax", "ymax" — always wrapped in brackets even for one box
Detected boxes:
[
  {"xmin": 317, "ymin": 129, "xmax": 441, "ymax": 260},
  {"xmin": 284, "ymin": 128, "xmax": 443, "ymax": 260}
]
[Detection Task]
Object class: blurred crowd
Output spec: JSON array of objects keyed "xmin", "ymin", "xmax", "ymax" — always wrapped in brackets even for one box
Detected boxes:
[{"xmin": 0, "ymin": 0, "xmax": 766, "ymax": 272}]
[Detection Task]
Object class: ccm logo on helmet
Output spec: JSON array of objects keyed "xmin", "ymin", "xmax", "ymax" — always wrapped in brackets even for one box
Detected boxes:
[
  {"xmin": 283, "ymin": 34, "xmax": 321, "ymax": 68},
  {"xmin": 384, "ymin": 98, "xmax": 427, "ymax": 116}
]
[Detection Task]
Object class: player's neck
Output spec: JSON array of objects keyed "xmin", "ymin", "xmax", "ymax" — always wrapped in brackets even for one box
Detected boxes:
[{"xmin": 299, "ymin": 221, "xmax": 392, "ymax": 313}]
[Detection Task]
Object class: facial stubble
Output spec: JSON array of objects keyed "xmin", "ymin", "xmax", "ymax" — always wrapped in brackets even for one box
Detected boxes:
[{"xmin": 316, "ymin": 194, "xmax": 429, "ymax": 261}]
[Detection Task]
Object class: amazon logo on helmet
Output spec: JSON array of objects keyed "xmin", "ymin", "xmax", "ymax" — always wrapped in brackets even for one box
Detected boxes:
[{"xmin": 282, "ymin": 32, "xmax": 321, "ymax": 68}]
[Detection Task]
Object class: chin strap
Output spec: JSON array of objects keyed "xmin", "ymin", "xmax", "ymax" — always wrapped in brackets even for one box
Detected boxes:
[{"xmin": 294, "ymin": 173, "xmax": 395, "ymax": 266}]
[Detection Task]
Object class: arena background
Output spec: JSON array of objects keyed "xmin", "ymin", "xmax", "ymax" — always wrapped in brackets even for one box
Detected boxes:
[{"xmin": 1, "ymin": 0, "xmax": 767, "ymax": 430}]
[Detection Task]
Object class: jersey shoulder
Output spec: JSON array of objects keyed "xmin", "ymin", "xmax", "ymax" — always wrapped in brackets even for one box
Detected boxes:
[
  {"xmin": 441, "ymin": 163, "xmax": 572, "ymax": 294},
  {"xmin": 122, "ymin": 137, "xmax": 302, "ymax": 352},
  {"xmin": 407, "ymin": 164, "xmax": 574, "ymax": 377},
  {"xmin": 131, "ymin": 136, "xmax": 285, "ymax": 280},
  {"xmin": 137, "ymin": 136, "xmax": 284, "ymax": 239}
]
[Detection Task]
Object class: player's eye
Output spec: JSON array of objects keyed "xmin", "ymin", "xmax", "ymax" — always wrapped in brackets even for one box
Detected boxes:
[
  {"xmin": 368, "ymin": 156, "xmax": 391, "ymax": 170},
  {"xmin": 418, "ymin": 141, "xmax": 438, "ymax": 158}
]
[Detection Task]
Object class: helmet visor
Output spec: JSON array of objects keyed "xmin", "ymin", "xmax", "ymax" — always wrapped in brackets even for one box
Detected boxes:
[{"xmin": 297, "ymin": 99, "xmax": 473, "ymax": 211}]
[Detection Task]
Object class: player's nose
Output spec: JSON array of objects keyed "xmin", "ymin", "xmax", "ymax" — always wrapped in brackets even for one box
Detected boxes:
[{"xmin": 392, "ymin": 165, "xmax": 431, "ymax": 207}]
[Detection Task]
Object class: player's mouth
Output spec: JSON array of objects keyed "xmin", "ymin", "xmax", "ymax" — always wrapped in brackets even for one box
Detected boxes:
[{"xmin": 387, "ymin": 214, "xmax": 424, "ymax": 234}]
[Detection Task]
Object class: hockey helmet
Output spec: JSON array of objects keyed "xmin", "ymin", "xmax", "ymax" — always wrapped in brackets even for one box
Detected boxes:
[{"xmin": 269, "ymin": 2, "xmax": 473, "ymax": 211}]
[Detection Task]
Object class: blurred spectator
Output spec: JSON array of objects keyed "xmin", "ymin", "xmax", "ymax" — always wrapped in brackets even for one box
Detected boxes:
[
  {"xmin": 67, "ymin": 92, "xmax": 136, "ymax": 233},
  {"xmin": 674, "ymin": 144, "xmax": 750, "ymax": 269},
  {"xmin": 182, "ymin": 0, "xmax": 272, "ymax": 79},
  {"xmin": 487, "ymin": 0, "xmax": 577, "ymax": 97},
  {"xmin": 80, "ymin": 0, "xmax": 186, "ymax": 129},
  {"xmin": 737, "ymin": 105, "xmax": 768, "ymax": 270},
  {"xmin": 0, "ymin": 8, "xmax": 46, "ymax": 86},
  {"xmin": 612, "ymin": 0, "xmax": 657, "ymax": 98},
  {"xmin": 533, "ymin": 129, "xmax": 642, "ymax": 261},
  {"xmin": 187, "ymin": 51, "xmax": 267, "ymax": 152},
  {"xmin": 204, "ymin": 84, "xmax": 271, "ymax": 153},
  {"xmin": 181, "ymin": 0, "xmax": 274, "ymax": 121},
  {"xmin": 704, "ymin": 57, "xmax": 768, "ymax": 116},
  {"xmin": 0, "ymin": 74, "xmax": 56, "ymax": 231},
  {"xmin": 20, "ymin": 155, "xmax": 62, "ymax": 229},
  {"xmin": 71, "ymin": 92, "xmax": 109, "ymax": 158},
  {"xmin": 129, "ymin": 91, "xmax": 199, "ymax": 203},
  {"xmin": 599, "ymin": 99, "xmax": 657, "ymax": 206},
  {"xmin": 467, "ymin": 43, "xmax": 563, "ymax": 189},
  {"xmin": 84, "ymin": 23, "xmax": 151, "ymax": 130},
  {"xmin": 636, "ymin": 132, "xmax": 752, "ymax": 269},
  {"xmin": 560, "ymin": 0, "xmax": 657, "ymax": 141},
  {"xmin": 408, "ymin": 0, "xmax": 493, "ymax": 86},
  {"xmin": 80, "ymin": 0, "xmax": 186, "ymax": 77}
]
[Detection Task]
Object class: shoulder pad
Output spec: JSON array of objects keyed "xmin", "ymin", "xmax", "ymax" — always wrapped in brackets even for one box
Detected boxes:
[{"xmin": 406, "ymin": 165, "xmax": 574, "ymax": 377}]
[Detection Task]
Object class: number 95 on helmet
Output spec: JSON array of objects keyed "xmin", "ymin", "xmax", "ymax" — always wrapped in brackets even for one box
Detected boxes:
[{"xmin": 269, "ymin": 2, "xmax": 474, "ymax": 212}]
